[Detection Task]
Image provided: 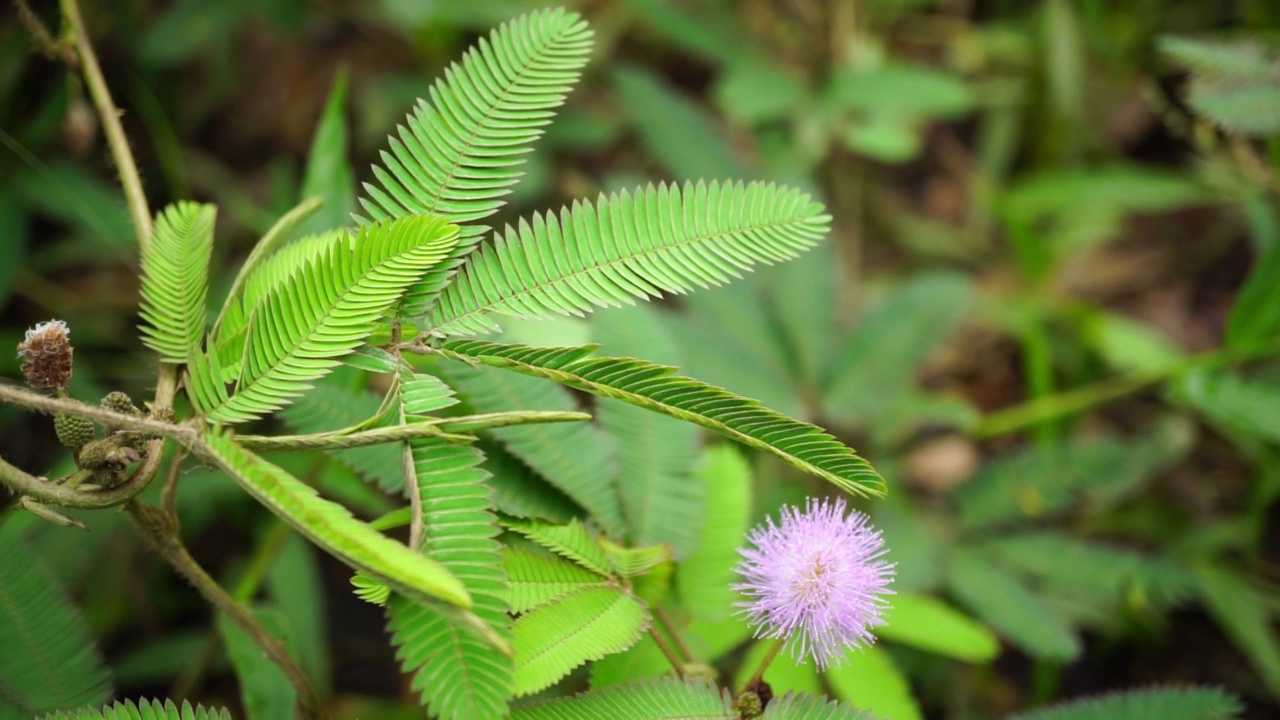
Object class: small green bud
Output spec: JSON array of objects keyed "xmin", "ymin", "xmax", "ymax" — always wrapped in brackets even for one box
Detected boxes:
[
  {"xmin": 734, "ymin": 690, "xmax": 764, "ymax": 719},
  {"xmin": 53, "ymin": 413, "xmax": 95, "ymax": 450},
  {"xmin": 101, "ymin": 391, "xmax": 140, "ymax": 417}
]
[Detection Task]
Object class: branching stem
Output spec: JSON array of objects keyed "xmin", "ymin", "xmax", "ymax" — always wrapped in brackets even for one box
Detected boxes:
[
  {"xmin": 128, "ymin": 501, "xmax": 322, "ymax": 719},
  {"xmin": 235, "ymin": 411, "xmax": 590, "ymax": 451},
  {"xmin": 648, "ymin": 626, "xmax": 686, "ymax": 677},
  {"xmin": 60, "ymin": 0, "xmax": 152, "ymax": 250}
]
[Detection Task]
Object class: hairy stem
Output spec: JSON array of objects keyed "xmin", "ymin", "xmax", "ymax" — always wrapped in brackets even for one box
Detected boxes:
[
  {"xmin": 0, "ymin": 384, "xmax": 192, "ymax": 441},
  {"xmin": 0, "ymin": 452, "xmax": 146, "ymax": 508},
  {"xmin": 60, "ymin": 0, "xmax": 152, "ymax": 250},
  {"xmin": 128, "ymin": 501, "xmax": 322, "ymax": 719},
  {"xmin": 13, "ymin": 0, "xmax": 67, "ymax": 60},
  {"xmin": 235, "ymin": 410, "xmax": 590, "ymax": 452}
]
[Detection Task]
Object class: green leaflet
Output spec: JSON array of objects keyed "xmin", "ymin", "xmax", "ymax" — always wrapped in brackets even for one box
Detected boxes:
[
  {"xmin": 876, "ymin": 594, "xmax": 1000, "ymax": 663},
  {"xmin": 1194, "ymin": 564, "xmax": 1280, "ymax": 697},
  {"xmin": 38, "ymin": 699, "xmax": 232, "ymax": 720},
  {"xmin": 822, "ymin": 272, "xmax": 973, "ymax": 425},
  {"xmin": 480, "ymin": 440, "xmax": 582, "ymax": 522},
  {"xmin": 826, "ymin": 646, "xmax": 922, "ymax": 720},
  {"xmin": 676, "ymin": 444, "xmax": 752, "ymax": 622},
  {"xmin": 442, "ymin": 361, "xmax": 626, "ymax": 536},
  {"xmin": 507, "ymin": 518, "xmax": 614, "ymax": 577},
  {"xmin": 138, "ymin": 201, "xmax": 215, "ymax": 363},
  {"xmin": 297, "ymin": 70, "xmax": 356, "ymax": 236},
  {"xmin": 215, "ymin": 606, "xmax": 296, "ymax": 720},
  {"xmin": 427, "ymin": 180, "xmax": 831, "ymax": 336},
  {"xmin": 587, "ymin": 635, "xmax": 674, "ymax": 689},
  {"xmin": 360, "ymin": 8, "xmax": 593, "ymax": 317},
  {"xmin": 0, "ymin": 523, "xmax": 112, "ymax": 716},
  {"xmin": 946, "ymin": 549, "xmax": 1080, "ymax": 662},
  {"xmin": 512, "ymin": 587, "xmax": 650, "ymax": 697},
  {"xmin": 502, "ymin": 546, "xmax": 609, "ymax": 613},
  {"xmin": 511, "ymin": 678, "xmax": 732, "ymax": 719},
  {"xmin": 187, "ymin": 215, "xmax": 459, "ymax": 423},
  {"xmin": 602, "ymin": 542, "xmax": 673, "ymax": 578},
  {"xmin": 1008, "ymin": 685, "xmax": 1243, "ymax": 720},
  {"xmin": 438, "ymin": 340, "xmax": 886, "ymax": 497},
  {"xmin": 591, "ymin": 304, "xmax": 702, "ymax": 558},
  {"xmin": 975, "ymin": 532, "xmax": 1195, "ymax": 611},
  {"xmin": 759, "ymin": 692, "xmax": 881, "ymax": 719},
  {"xmin": 197, "ymin": 430, "xmax": 474, "ymax": 613},
  {"xmin": 211, "ymin": 196, "xmax": 325, "ymax": 341}
]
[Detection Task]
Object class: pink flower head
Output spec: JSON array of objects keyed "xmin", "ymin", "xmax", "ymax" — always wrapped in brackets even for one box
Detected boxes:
[{"xmin": 734, "ymin": 496, "xmax": 894, "ymax": 669}]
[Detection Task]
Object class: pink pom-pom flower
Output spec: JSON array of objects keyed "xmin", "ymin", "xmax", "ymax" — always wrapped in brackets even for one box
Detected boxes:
[{"xmin": 734, "ymin": 496, "xmax": 895, "ymax": 669}]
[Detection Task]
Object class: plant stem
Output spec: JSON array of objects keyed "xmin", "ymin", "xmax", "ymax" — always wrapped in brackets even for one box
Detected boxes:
[
  {"xmin": 744, "ymin": 637, "xmax": 786, "ymax": 691},
  {"xmin": 128, "ymin": 501, "xmax": 322, "ymax": 719},
  {"xmin": 235, "ymin": 410, "xmax": 590, "ymax": 451},
  {"xmin": 0, "ymin": 452, "xmax": 145, "ymax": 508},
  {"xmin": 648, "ymin": 626, "xmax": 686, "ymax": 676},
  {"xmin": 0, "ymin": 384, "xmax": 192, "ymax": 441},
  {"xmin": 13, "ymin": 0, "xmax": 67, "ymax": 60},
  {"xmin": 60, "ymin": 0, "xmax": 152, "ymax": 250},
  {"xmin": 159, "ymin": 447, "xmax": 187, "ymax": 518},
  {"xmin": 655, "ymin": 607, "xmax": 694, "ymax": 662}
]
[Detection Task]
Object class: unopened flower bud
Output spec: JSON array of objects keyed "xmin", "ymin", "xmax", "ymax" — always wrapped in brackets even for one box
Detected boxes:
[
  {"xmin": 54, "ymin": 413, "xmax": 95, "ymax": 451},
  {"xmin": 17, "ymin": 320, "xmax": 73, "ymax": 392}
]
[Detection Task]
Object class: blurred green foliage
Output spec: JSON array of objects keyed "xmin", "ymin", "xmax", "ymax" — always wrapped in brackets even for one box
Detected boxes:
[{"xmin": 4, "ymin": 0, "xmax": 1280, "ymax": 718}]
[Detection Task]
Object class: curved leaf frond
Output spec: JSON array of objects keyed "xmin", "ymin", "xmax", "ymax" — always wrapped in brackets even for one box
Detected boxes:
[
  {"xmin": 506, "ymin": 518, "xmax": 613, "ymax": 577},
  {"xmin": 39, "ymin": 698, "xmax": 232, "ymax": 720},
  {"xmin": 138, "ymin": 202, "xmax": 215, "ymax": 363},
  {"xmin": 510, "ymin": 677, "xmax": 732, "ymax": 720},
  {"xmin": 187, "ymin": 216, "xmax": 460, "ymax": 423},
  {"xmin": 427, "ymin": 181, "xmax": 831, "ymax": 336},
  {"xmin": 0, "ymin": 523, "xmax": 112, "ymax": 716},
  {"xmin": 211, "ymin": 195, "xmax": 325, "ymax": 339},
  {"xmin": 512, "ymin": 587, "xmax": 650, "ymax": 697},
  {"xmin": 1009, "ymin": 685, "xmax": 1243, "ymax": 720},
  {"xmin": 761, "ymin": 692, "xmax": 881, "ymax": 719},
  {"xmin": 388, "ymin": 438, "xmax": 512, "ymax": 720},
  {"xmin": 360, "ymin": 8, "xmax": 593, "ymax": 316},
  {"xmin": 198, "ymin": 430, "xmax": 474, "ymax": 613},
  {"xmin": 503, "ymin": 546, "xmax": 609, "ymax": 613},
  {"xmin": 438, "ymin": 340, "xmax": 886, "ymax": 497}
]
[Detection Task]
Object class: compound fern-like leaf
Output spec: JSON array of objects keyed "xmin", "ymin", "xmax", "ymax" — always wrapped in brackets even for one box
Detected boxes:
[
  {"xmin": 187, "ymin": 215, "xmax": 459, "ymax": 423},
  {"xmin": 0, "ymin": 523, "xmax": 112, "ymax": 716},
  {"xmin": 506, "ymin": 518, "xmax": 614, "ymax": 577},
  {"xmin": 38, "ymin": 699, "xmax": 232, "ymax": 720},
  {"xmin": 198, "ymin": 430, "xmax": 472, "ymax": 612},
  {"xmin": 360, "ymin": 8, "xmax": 593, "ymax": 316},
  {"xmin": 1008, "ymin": 685, "xmax": 1242, "ymax": 720},
  {"xmin": 438, "ymin": 340, "xmax": 886, "ymax": 497},
  {"xmin": 503, "ymin": 546, "xmax": 609, "ymax": 613},
  {"xmin": 512, "ymin": 587, "xmax": 650, "ymax": 696},
  {"xmin": 427, "ymin": 181, "xmax": 831, "ymax": 336},
  {"xmin": 510, "ymin": 677, "xmax": 733, "ymax": 719},
  {"xmin": 761, "ymin": 692, "xmax": 881, "ymax": 719},
  {"xmin": 138, "ymin": 202, "xmax": 215, "ymax": 363},
  {"xmin": 387, "ymin": 438, "xmax": 512, "ymax": 720}
]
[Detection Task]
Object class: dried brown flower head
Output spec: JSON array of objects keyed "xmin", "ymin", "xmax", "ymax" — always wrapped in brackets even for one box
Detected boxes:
[{"xmin": 18, "ymin": 320, "xmax": 74, "ymax": 392}]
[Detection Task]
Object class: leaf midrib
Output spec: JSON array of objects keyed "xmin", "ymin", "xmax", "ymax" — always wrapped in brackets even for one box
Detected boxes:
[{"xmin": 434, "ymin": 206, "xmax": 815, "ymax": 332}]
